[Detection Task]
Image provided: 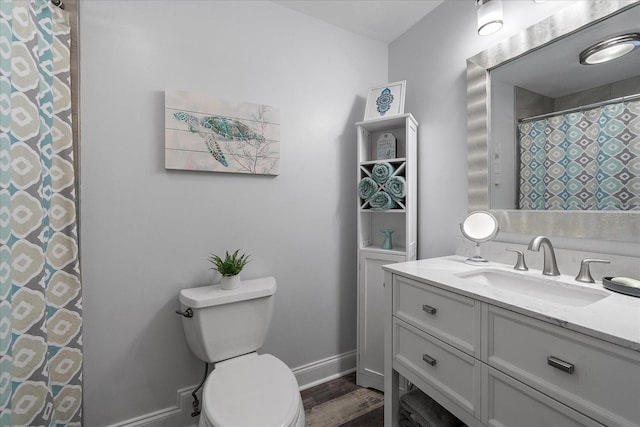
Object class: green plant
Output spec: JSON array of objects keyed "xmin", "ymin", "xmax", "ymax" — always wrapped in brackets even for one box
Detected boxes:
[{"xmin": 208, "ymin": 249, "xmax": 251, "ymax": 277}]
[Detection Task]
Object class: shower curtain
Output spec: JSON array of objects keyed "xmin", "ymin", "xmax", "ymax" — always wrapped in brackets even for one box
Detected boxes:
[
  {"xmin": 518, "ymin": 100, "xmax": 640, "ymax": 211},
  {"xmin": 0, "ymin": 1, "xmax": 82, "ymax": 426}
]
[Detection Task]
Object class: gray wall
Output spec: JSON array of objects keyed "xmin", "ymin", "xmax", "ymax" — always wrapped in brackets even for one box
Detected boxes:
[
  {"xmin": 555, "ymin": 75, "xmax": 640, "ymax": 110},
  {"xmin": 79, "ymin": 1, "xmax": 386, "ymax": 425},
  {"xmin": 80, "ymin": 1, "xmax": 618, "ymax": 425},
  {"xmin": 388, "ymin": 0, "xmax": 577, "ymax": 258}
]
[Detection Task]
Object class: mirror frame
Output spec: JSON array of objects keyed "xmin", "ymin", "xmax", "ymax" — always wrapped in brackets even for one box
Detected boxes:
[{"xmin": 466, "ymin": 0, "xmax": 640, "ymax": 242}]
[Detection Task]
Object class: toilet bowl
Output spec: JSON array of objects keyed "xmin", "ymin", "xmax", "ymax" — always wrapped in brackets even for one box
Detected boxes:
[{"xmin": 199, "ymin": 353, "xmax": 305, "ymax": 427}]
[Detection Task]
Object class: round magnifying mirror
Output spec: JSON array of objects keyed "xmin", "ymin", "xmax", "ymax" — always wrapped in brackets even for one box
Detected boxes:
[{"xmin": 460, "ymin": 211, "xmax": 499, "ymax": 264}]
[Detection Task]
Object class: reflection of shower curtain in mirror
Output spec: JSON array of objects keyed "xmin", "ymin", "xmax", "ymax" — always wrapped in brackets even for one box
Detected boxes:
[{"xmin": 518, "ymin": 100, "xmax": 640, "ymax": 210}]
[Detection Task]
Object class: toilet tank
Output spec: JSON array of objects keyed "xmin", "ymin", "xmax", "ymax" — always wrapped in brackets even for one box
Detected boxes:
[{"xmin": 178, "ymin": 277, "xmax": 276, "ymax": 363}]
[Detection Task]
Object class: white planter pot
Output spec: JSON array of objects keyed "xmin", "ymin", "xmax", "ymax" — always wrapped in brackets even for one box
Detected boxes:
[{"xmin": 221, "ymin": 275, "xmax": 241, "ymax": 290}]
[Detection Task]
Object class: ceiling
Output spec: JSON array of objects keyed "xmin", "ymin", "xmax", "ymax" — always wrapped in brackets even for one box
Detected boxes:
[
  {"xmin": 272, "ymin": 0, "xmax": 446, "ymax": 43},
  {"xmin": 272, "ymin": 1, "xmax": 640, "ymax": 98}
]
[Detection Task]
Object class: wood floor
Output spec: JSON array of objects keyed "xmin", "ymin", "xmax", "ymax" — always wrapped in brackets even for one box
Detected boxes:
[{"xmin": 301, "ymin": 372, "xmax": 384, "ymax": 427}]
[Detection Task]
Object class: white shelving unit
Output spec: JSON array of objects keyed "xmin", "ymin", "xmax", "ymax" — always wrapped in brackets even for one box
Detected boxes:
[{"xmin": 356, "ymin": 113, "xmax": 418, "ymax": 391}]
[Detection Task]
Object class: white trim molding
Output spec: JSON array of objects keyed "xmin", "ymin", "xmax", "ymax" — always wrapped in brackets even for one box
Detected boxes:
[{"xmin": 294, "ymin": 350, "xmax": 357, "ymax": 391}]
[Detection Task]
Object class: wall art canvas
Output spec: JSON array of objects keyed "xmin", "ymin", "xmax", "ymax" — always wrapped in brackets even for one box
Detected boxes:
[
  {"xmin": 165, "ymin": 90, "xmax": 280, "ymax": 175},
  {"xmin": 364, "ymin": 80, "xmax": 406, "ymax": 121}
]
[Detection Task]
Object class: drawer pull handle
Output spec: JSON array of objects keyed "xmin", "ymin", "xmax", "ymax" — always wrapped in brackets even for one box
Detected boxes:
[
  {"xmin": 547, "ymin": 356, "xmax": 574, "ymax": 374},
  {"xmin": 422, "ymin": 354, "xmax": 437, "ymax": 366},
  {"xmin": 422, "ymin": 304, "xmax": 437, "ymax": 315}
]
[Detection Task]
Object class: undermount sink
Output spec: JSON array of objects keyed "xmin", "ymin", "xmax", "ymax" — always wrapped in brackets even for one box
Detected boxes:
[{"xmin": 455, "ymin": 269, "xmax": 610, "ymax": 307}]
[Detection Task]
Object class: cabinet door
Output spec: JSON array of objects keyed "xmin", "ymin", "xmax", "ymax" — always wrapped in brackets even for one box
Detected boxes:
[
  {"xmin": 357, "ymin": 250, "xmax": 405, "ymax": 391},
  {"xmin": 483, "ymin": 366, "xmax": 605, "ymax": 427},
  {"xmin": 485, "ymin": 305, "xmax": 640, "ymax": 427}
]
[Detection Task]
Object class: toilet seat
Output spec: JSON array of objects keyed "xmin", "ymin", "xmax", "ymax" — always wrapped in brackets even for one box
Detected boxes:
[{"xmin": 201, "ymin": 353, "xmax": 301, "ymax": 427}]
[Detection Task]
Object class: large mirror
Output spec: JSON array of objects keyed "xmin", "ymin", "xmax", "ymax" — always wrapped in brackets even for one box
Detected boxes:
[{"xmin": 467, "ymin": 0, "xmax": 640, "ymax": 242}]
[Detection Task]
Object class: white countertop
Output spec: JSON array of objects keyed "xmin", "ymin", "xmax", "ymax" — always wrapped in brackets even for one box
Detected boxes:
[{"xmin": 383, "ymin": 255, "xmax": 640, "ymax": 352}]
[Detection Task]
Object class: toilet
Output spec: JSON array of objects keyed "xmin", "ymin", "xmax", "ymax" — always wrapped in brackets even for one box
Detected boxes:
[{"xmin": 178, "ymin": 276, "xmax": 305, "ymax": 427}]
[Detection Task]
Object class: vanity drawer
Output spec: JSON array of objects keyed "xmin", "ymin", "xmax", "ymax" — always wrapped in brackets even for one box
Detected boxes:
[
  {"xmin": 486, "ymin": 306, "xmax": 640, "ymax": 427},
  {"xmin": 393, "ymin": 318, "xmax": 481, "ymax": 417},
  {"xmin": 394, "ymin": 275, "xmax": 480, "ymax": 356},
  {"xmin": 483, "ymin": 365, "xmax": 605, "ymax": 427}
]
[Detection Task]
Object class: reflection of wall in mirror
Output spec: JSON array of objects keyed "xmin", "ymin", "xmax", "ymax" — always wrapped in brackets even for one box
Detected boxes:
[
  {"xmin": 516, "ymin": 75, "xmax": 640, "ymax": 120},
  {"xmin": 490, "ymin": 79, "xmax": 518, "ymax": 210},
  {"xmin": 554, "ymin": 75, "xmax": 640, "ymax": 110}
]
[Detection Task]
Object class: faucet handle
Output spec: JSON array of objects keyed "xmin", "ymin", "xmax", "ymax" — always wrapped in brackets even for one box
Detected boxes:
[
  {"xmin": 575, "ymin": 258, "xmax": 610, "ymax": 283},
  {"xmin": 506, "ymin": 249, "xmax": 528, "ymax": 271}
]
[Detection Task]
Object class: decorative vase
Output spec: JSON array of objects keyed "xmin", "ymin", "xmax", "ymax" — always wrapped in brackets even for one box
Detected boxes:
[
  {"xmin": 221, "ymin": 275, "xmax": 241, "ymax": 290},
  {"xmin": 380, "ymin": 229, "xmax": 394, "ymax": 250}
]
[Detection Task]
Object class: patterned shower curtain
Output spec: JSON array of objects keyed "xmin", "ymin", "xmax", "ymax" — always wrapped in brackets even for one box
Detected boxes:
[
  {"xmin": 518, "ymin": 100, "xmax": 640, "ymax": 210},
  {"xmin": 0, "ymin": 1, "xmax": 82, "ymax": 426}
]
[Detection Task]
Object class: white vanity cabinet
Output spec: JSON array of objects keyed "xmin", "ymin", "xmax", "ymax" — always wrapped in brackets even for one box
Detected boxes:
[
  {"xmin": 356, "ymin": 114, "xmax": 418, "ymax": 391},
  {"xmin": 383, "ymin": 266, "xmax": 640, "ymax": 427}
]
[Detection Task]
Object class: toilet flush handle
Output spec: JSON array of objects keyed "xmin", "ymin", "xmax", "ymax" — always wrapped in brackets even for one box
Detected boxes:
[{"xmin": 175, "ymin": 308, "xmax": 193, "ymax": 318}]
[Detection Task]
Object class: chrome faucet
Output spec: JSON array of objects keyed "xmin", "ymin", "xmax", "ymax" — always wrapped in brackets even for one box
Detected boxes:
[{"xmin": 527, "ymin": 236, "xmax": 560, "ymax": 276}]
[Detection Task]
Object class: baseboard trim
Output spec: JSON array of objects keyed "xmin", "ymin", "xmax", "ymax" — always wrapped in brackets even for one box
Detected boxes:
[
  {"xmin": 106, "ymin": 385, "xmax": 196, "ymax": 427},
  {"xmin": 294, "ymin": 350, "xmax": 357, "ymax": 391},
  {"xmin": 107, "ymin": 350, "xmax": 357, "ymax": 427}
]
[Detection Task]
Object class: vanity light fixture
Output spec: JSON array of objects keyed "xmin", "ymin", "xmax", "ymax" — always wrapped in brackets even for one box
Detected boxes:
[
  {"xmin": 476, "ymin": 0, "xmax": 503, "ymax": 36},
  {"xmin": 579, "ymin": 33, "xmax": 640, "ymax": 65}
]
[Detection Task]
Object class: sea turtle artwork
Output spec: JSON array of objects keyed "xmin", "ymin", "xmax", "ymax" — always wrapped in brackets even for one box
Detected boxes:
[
  {"xmin": 172, "ymin": 112, "xmax": 230, "ymax": 167},
  {"xmin": 165, "ymin": 91, "xmax": 280, "ymax": 175}
]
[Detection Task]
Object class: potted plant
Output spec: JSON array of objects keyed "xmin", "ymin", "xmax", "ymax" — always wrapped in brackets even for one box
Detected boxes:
[{"xmin": 208, "ymin": 249, "xmax": 251, "ymax": 290}]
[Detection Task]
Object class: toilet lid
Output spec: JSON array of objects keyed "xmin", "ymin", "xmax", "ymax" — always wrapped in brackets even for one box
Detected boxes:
[{"xmin": 202, "ymin": 353, "xmax": 300, "ymax": 427}]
